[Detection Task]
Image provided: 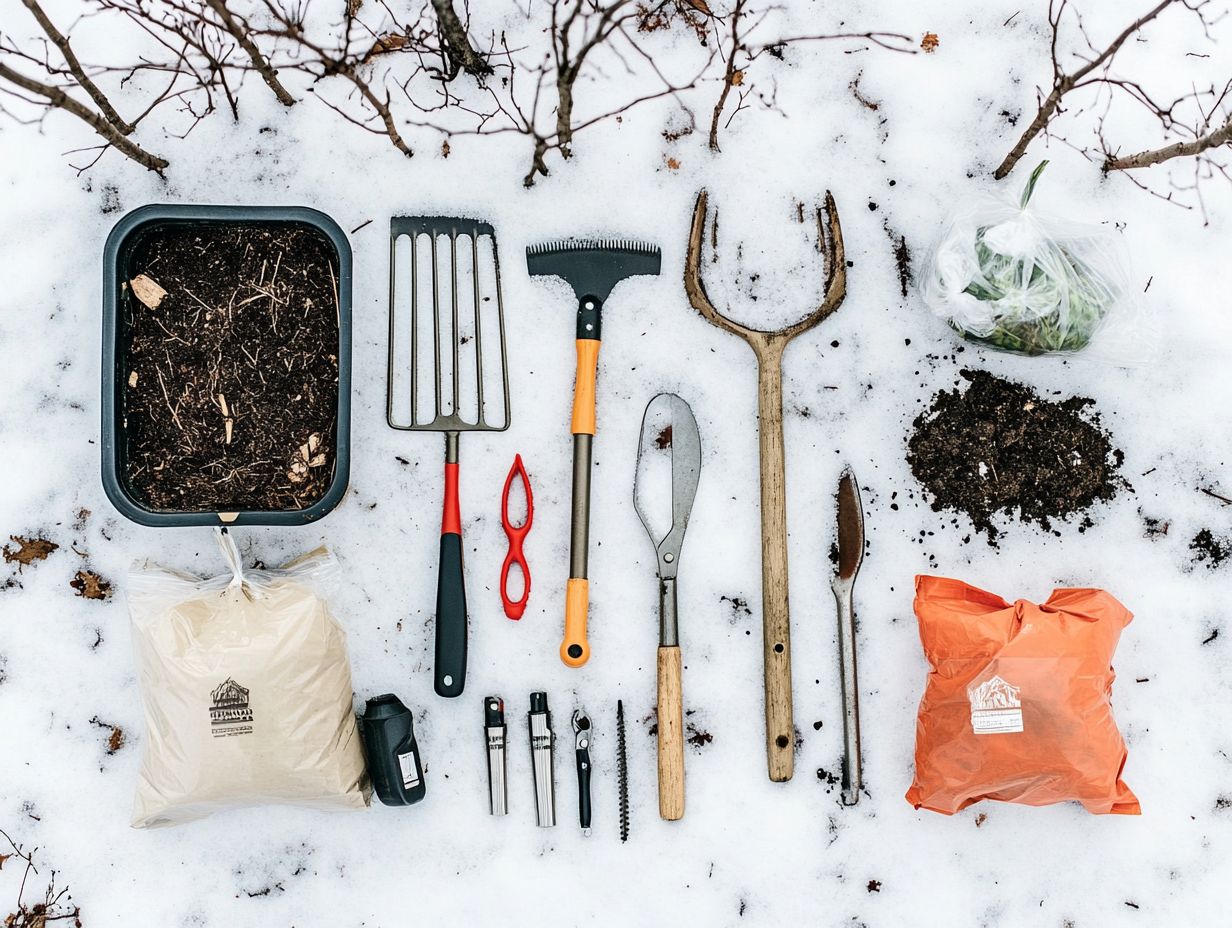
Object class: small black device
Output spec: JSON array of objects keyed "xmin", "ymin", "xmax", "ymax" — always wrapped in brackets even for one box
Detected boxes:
[{"xmin": 360, "ymin": 694, "xmax": 426, "ymax": 807}]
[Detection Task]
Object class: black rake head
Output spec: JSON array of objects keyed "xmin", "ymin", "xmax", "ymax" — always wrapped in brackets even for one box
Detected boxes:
[{"xmin": 526, "ymin": 238, "xmax": 661, "ymax": 304}]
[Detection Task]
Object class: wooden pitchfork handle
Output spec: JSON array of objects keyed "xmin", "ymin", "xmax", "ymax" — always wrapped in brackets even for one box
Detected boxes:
[{"xmin": 683, "ymin": 189, "xmax": 847, "ymax": 782}]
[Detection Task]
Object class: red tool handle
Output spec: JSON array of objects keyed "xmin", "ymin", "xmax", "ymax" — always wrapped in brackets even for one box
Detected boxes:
[{"xmin": 500, "ymin": 454, "xmax": 533, "ymax": 620}]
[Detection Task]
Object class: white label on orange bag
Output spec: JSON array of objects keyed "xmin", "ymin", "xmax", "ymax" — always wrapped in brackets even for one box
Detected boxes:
[{"xmin": 968, "ymin": 675, "xmax": 1023, "ymax": 734}]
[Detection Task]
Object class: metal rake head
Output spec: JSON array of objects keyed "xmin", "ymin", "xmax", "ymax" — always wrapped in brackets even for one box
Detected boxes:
[{"xmin": 388, "ymin": 216, "xmax": 510, "ymax": 433}]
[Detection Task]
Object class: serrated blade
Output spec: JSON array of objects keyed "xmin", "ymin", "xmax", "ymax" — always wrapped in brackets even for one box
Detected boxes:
[{"xmin": 835, "ymin": 467, "xmax": 864, "ymax": 583}]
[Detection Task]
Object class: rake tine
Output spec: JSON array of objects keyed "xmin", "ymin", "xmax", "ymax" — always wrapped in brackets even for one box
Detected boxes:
[
  {"xmin": 410, "ymin": 233, "xmax": 419, "ymax": 427},
  {"xmin": 430, "ymin": 233, "xmax": 442, "ymax": 420},
  {"xmin": 388, "ymin": 229, "xmax": 398, "ymax": 427},
  {"xmin": 472, "ymin": 233, "xmax": 484, "ymax": 427},
  {"xmin": 492, "ymin": 234, "xmax": 510, "ymax": 430},
  {"xmin": 450, "ymin": 231, "xmax": 460, "ymax": 417}
]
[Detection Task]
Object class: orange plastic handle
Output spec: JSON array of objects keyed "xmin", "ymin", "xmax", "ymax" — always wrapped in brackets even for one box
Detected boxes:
[
  {"xmin": 571, "ymin": 339, "xmax": 600, "ymax": 435},
  {"xmin": 561, "ymin": 578, "xmax": 590, "ymax": 667}
]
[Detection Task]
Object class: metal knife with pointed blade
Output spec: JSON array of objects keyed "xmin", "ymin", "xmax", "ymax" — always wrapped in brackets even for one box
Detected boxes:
[{"xmin": 832, "ymin": 467, "xmax": 864, "ymax": 806}]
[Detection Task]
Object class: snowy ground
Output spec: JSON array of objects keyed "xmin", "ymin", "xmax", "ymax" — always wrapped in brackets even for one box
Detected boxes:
[{"xmin": 2, "ymin": 0, "xmax": 1231, "ymax": 925}]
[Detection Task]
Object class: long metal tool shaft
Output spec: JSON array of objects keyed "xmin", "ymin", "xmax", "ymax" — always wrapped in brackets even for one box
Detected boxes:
[
  {"xmin": 834, "ymin": 583, "xmax": 861, "ymax": 805},
  {"xmin": 569, "ymin": 434, "xmax": 593, "ymax": 578}
]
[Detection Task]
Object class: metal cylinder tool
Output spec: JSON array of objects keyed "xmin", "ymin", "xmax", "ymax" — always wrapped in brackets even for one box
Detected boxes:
[
  {"xmin": 484, "ymin": 696, "xmax": 508, "ymax": 816},
  {"xmin": 528, "ymin": 691, "xmax": 556, "ymax": 827}
]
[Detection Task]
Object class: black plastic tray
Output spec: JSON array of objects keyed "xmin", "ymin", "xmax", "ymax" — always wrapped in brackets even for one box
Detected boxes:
[{"xmin": 101, "ymin": 204, "xmax": 352, "ymax": 527}]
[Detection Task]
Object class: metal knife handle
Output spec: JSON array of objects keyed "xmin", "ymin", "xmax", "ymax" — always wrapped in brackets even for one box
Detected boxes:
[{"xmin": 833, "ymin": 583, "xmax": 862, "ymax": 805}]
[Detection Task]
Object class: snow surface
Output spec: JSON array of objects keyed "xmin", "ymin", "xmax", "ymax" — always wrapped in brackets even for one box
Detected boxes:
[{"xmin": 2, "ymin": 0, "xmax": 1231, "ymax": 925}]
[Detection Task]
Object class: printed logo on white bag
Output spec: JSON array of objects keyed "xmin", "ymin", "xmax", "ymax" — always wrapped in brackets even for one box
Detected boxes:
[
  {"xmin": 968, "ymin": 675, "xmax": 1023, "ymax": 734},
  {"xmin": 209, "ymin": 677, "xmax": 254, "ymax": 737}
]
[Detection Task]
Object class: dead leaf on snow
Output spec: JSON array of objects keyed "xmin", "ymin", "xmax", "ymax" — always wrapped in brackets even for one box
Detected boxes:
[
  {"xmin": 3, "ymin": 536, "xmax": 58, "ymax": 568},
  {"xmin": 685, "ymin": 0, "xmax": 711, "ymax": 13},
  {"xmin": 441, "ymin": 140, "xmax": 451, "ymax": 159},
  {"xmin": 365, "ymin": 32, "xmax": 410, "ymax": 61},
  {"xmin": 731, "ymin": 69, "xmax": 744, "ymax": 86},
  {"xmin": 0, "ymin": 852, "xmax": 11, "ymax": 869},
  {"xmin": 71, "ymin": 569, "xmax": 112, "ymax": 601},
  {"xmin": 921, "ymin": 32, "xmax": 940, "ymax": 53},
  {"xmin": 666, "ymin": 156, "xmax": 681, "ymax": 170}
]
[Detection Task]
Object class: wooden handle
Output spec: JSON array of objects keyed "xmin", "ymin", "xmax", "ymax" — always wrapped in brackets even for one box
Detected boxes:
[
  {"xmin": 657, "ymin": 645, "xmax": 685, "ymax": 820},
  {"xmin": 755, "ymin": 345, "xmax": 794, "ymax": 782},
  {"xmin": 561, "ymin": 578, "xmax": 590, "ymax": 667},
  {"xmin": 570, "ymin": 339, "xmax": 600, "ymax": 435}
]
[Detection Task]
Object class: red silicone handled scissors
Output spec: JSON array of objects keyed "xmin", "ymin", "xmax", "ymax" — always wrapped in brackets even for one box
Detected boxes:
[{"xmin": 501, "ymin": 454, "xmax": 533, "ymax": 619}]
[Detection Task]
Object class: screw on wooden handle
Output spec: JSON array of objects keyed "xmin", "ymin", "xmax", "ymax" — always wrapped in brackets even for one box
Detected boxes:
[{"xmin": 657, "ymin": 645, "xmax": 685, "ymax": 820}]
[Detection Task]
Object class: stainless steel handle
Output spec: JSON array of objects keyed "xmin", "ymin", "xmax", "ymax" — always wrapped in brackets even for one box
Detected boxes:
[
  {"xmin": 530, "ymin": 714, "xmax": 556, "ymax": 827},
  {"xmin": 486, "ymin": 725, "xmax": 508, "ymax": 816},
  {"xmin": 833, "ymin": 582, "xmax": 862, "ymax": 805}
]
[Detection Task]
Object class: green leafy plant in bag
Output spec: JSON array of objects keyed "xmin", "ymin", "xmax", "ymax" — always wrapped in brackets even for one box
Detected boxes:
[{"xmin": 920, "ymin": 162, "xmax": 1130, "ymax": 356}]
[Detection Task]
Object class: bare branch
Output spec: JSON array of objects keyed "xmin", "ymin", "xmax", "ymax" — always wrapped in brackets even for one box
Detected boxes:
[
  {"xmin": 0, "ymin": 60, "xmax": 168, "ymax": 172},
  {"xmin": 205, "ymin": 0, "xmax": 296, "ymax": 106},
  {"xmin": 430, "ymin": 0, "xmax": 492, "ymax": 79},
  {"xmin": 19, "ymin": 0, "xmax": 135, "ymax": 134},
  {"xmin": 994, "ymin": 0, "xmax": 1181, "ymax": 179},
  {"xmin": 1105, "ymin": 114, "xmax": 1232, "ymax": 169}
]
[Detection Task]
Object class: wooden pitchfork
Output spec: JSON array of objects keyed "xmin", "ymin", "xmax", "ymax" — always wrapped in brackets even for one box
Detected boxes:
[{"xmin": 683, "ymin": 189, "xmax": 847, "ymax": 782}]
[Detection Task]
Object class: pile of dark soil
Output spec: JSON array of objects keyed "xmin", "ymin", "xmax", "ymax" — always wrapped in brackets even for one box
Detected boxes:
[
  {"xmin": 123, "ymin": 224, "xmax": 339, "ymax": 512},
  {"xmin": 907, "ymin": 369, "xmax": 1125, "ymax": 542}
]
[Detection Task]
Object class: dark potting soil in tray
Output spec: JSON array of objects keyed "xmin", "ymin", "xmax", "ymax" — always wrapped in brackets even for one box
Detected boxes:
[
  {"xmin": 122, "ymin": 224, "xmax": 339, "ymax": 513},
  {"xmin": 907, "ymin": 369, "xmax": 1126, "ymax": 543}
]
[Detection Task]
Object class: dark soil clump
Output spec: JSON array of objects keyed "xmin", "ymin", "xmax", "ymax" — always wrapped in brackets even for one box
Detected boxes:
[
  {"xmin": 123, "ymin": 224, "xmax": 339, "ymax": 512},
  {"xmin": 907, "ymin": 369, "xmax": 1124, "ymax": 542},
  {"xmin": 1190, "ymin": 529, "xmax": 1230, "ymax": 568}
]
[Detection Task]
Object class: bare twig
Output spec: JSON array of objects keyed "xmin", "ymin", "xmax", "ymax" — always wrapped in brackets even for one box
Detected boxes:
[
  {"xmin": 1199, "ymin": 485, "xmax": 1232, "ymax": 505},
  {"xmin": 0, "ymin": 61, "xmax": 168, "ymax": 172},
  {"xmin": 19, "ymin": 0, "xmax": 135, "ymax": 134},
  {"xmin": 205, "ymin": 0, "xmax": 296, "ymax": 106},
  {"xmin": 994, "ymin": 0, "xmax": 1183, "ymax": 179},
  {"xmin": 1105, "ymin": 113, "xmax": 1232, "ymax": 170}
]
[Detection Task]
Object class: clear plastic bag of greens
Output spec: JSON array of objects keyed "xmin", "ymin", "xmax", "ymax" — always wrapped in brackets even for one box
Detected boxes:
[{"xmin": 919, "ymin": 162, "xmax": 1134, "ymax": 356}]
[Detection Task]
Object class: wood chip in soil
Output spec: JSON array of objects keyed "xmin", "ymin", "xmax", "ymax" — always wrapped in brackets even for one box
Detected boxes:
[
  {"xmin": 122, "ymin": 224, "xmax": 339, "ymax": 513},
  {"xmin": 907, "ymin": 369, "xmax": 1125, "ymax": 543}
]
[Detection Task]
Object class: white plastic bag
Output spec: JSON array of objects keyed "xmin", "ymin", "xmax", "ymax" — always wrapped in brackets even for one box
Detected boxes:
[
  {"xmin": 919, "ymin": 162, "xmax": 1133, "ymax": 356},
  {"xmin": 127, "ymin": 530, "xmax": 369, "ymax": 828}
]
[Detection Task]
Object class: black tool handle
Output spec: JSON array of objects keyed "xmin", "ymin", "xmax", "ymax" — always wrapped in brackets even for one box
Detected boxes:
[
  {"xmin": 435, "ymin": 531, "xmax": 467, "ymax": 697},
  {"xmin": 576, "ymin": 747, "xmax": 592, "ymax": 830}
]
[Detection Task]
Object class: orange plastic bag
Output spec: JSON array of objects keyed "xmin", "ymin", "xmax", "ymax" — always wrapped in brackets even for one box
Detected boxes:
[{"xmin": 906, "ymin": 575, "xmax": 1139, "ymax": 816}]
